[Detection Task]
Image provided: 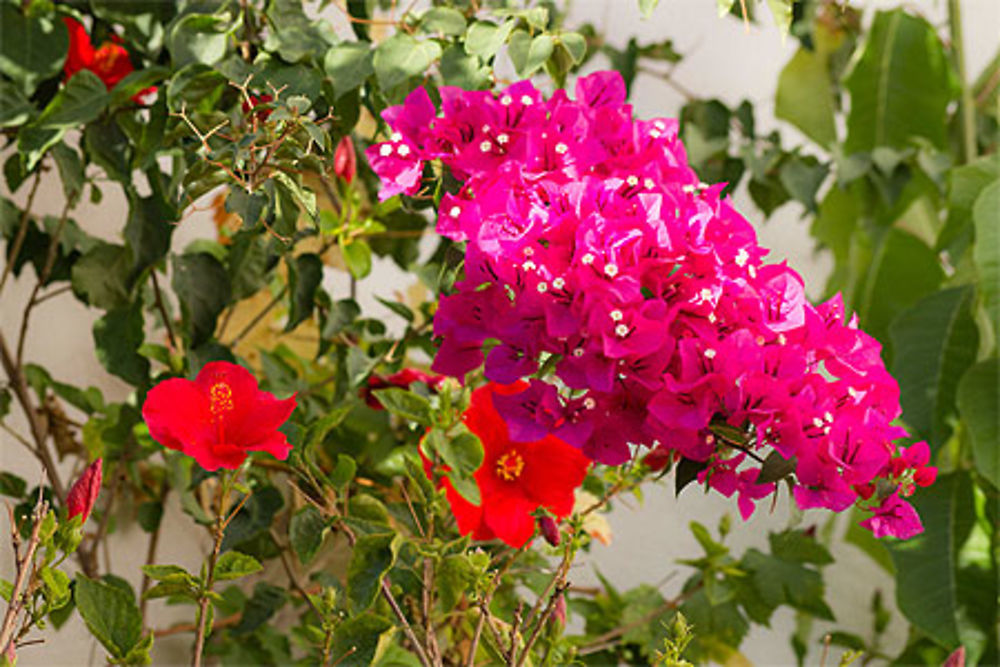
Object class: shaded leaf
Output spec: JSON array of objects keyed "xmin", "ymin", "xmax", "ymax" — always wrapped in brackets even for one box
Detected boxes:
[
  {"xmin": 957, "ymin": 360, "xmax": 1000, "ymax": 489},
  {"xmin": 93, "ymin": 301, "xmax": 150, "ymax": 386},
  {"xmin": 289, "ymin": 506, "xmax": 326, "ymax": 565},
  {"xmin": 172, "ymin": 252, "xmax": 231, "ymax": 347},
  {"xmin": 347, "ymin": 532, "xmax": 398, "ymax": 611},
  {"xmin": 972, "ymin": 180, "xmax": 1000, "ymax": 335}
]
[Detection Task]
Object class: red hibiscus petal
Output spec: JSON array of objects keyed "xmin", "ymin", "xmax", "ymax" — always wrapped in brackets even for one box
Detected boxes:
[
  {"xmin": 142, "ymin": 378, "xmax": 213, "ymax": 458},
  {"xmin": 519, "ymin": 437, "xmax": 590, "ymax": 518},
  {"xmin": 483, "ymin": 493, "xmax": 537, "ymax": 548},
  {"xmin": 244, "ymin": 432, "xmax": 293, "ymax": 462},
  {"xmin": 62, "ymin": 17, "xmax": 94, "ymax": 77}
]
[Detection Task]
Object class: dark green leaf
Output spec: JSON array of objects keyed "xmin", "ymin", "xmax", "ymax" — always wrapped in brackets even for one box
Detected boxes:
[
  {"xmin": 0, "ymin": 79, "xmax": 32, "ymax": 128},
  {"xmin": 84, "ymin": 117, "xmax": 132, "ymax": 183},
  {"xmin": 843, "ymin": 10, "xmax": 954, "ymax": 153},
  {"xmin": 957, "ymin": 360, "xmax": 1000, "ymax": 488},
  {"xmin": 289, "ymin": 506, "xmax": 326, "ymax": 565},
  {"xmin": 889, "ymin": 472, "xmax": 977, "ymax": 649},
  {"xmin": 110, "ymin": 66, "xmax": 169, "ymax": 107},
  {"xmin": 286, "ymin": 253, "xmax": 323, "ymax": 331},
  {"xmin": 35, "ymin": 70, "xmax": 110, "ymax": 129},
  {"xmin": 0, "ymin": 4, "xmax": 68, "ymax": 94},
  {"xmin": 71, "ymin": 243, "xmax": 132, "ymax": 310},
  {"xmin": 50, "ymin": 143, "xmax": 85, "ymax": 205},
  {"xmin": 755, "ymin": 450, "xmax": 796, "ymax": 484},
  {"xmin": 675, "ymin": 457, "xmax": 708, "ymax": 496},
  {"xmin": 232, "ymin": 582, "xmax": 287, "ymax": 635},
  {"xmin": 937, "ymin": 157, "xmax": 998, "ymax": 255},
  {"xmin": 227, "ymin": 233, "xmax": 270, "ymax": 300},
  {"xmin": 891, "ymin": 287, "xmax": 979, "ymax": 449},
  {"xmin": 328, "ymin": 614, "xmax": 392, "ymax": 667},
  {"xmin": 329, "ymin": 455, "xmax": 356, "ymax": 491},
  {"xmin": 372, "ymin": 387, "xmax": 432, "ymax": 425},
  {"xmin": 215, "ymin": 551, "xmax": 263, "ymax": 581},
  {"xmin": 347, "ymin": 532, "xmax": 398, "ymax": 611},
  {"xmin": 0, "ymin": 472, "xmax": 26, "ymax": 499},
  {"xmin": 125, "ymin": 193, "xmax": 176, "ymax": 283},
  {"xmin": 768, "ymin": 530, "xmax": 833, "ymax": 566},
  {"xmin": 373, "ymin": 34, "xmax": 441, "ymax": 90},
  {"xmin": 137, "ymin": 502, "xmax": 164, "ymax": 533},
  {"xmin": 171, "ymin": 252, "xmax": 231, "ymax": 347},
  {"xmin": 93, "ymin": 301, "xmax": 150, "ymax": 386},
  {"xmin": 74, "ymin": 576, "xmax": 147, "ymax": 660},
  {"xmin": 220, "ymin": 486, "xmax": 284, "ymax": 551},
  {"xmin": 225, "ymin": 185, "xmax": 268, "ymax": 229}
]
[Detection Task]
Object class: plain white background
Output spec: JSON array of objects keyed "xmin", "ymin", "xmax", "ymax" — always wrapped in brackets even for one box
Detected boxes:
[{"xmin": 2, "ymin": 0, "xmax": 998, "ymax": 664}]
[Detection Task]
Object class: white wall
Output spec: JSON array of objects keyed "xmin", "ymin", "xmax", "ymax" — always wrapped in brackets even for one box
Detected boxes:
[{"xmin": 2, "ymin": 0, "xmax": 998, "ymax": 664}]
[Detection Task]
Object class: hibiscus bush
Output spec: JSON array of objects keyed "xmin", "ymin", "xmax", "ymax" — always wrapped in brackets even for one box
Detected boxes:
[{"xmin": 0, "ymin": 0, "xmax": 996, "ymax": 665}]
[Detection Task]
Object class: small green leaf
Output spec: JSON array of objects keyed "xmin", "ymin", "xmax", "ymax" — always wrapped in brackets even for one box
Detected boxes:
[
  {"xmin": 40, "ymin": 568, "xmax": 71, "ymax": 608},
  {"xmin": 0, "ymin": 472, "xmax": 26, "ymax": 499},
  {"xmin": 232, "ymin": 582, "xmax": 287, "ymax": 635},
  {"xmin": 508, "ymin": 31, "xmax": 553, "ymax": 79},
  {"xmin": 432, "ymin": 431, "xmax": 483, "ymax": 476},
  {"xmin": 328, "ymin": 614, "xmax": 392, "ymax": 667},
  {"xmin": 638, "ymin": 0, "xmax": 660, "ymax": 19},
  {"xmin": 214, "ymin": 551, "xmax": 264, "ymax": 581},
  {"xmin": 421, "ymin": 7, "xmax": 467, "ymax": 36},
  {"xmin": 559, "ymin": 32, "xmax": 587, "ymax": 65},
  {"xmin": 464, "ymin": 20, "xmax": 516, "ymax": 60},
  {"xmin": 341, "ymin": 239, "xmax": 372, "ymax": 279},
  {"xmin": 324, "ymin": 42, "xmax": 374, "ymax": 97},
  {"xmin": 124, "ymin": 193, "xmax": 175, "ymax": 283},
  {"xmin": 373, "ymin": 34, "xmax": 441, "ymax": 90},
  {"xmin": 372, "ymin": 387, "xmax": 433, "ymax": 425},
  {"xmin": 775, "ymin": 48, "xmax": 837, "ymax": 148},
  {"xmin": 141, "ymin": 564, "xmax": 192, "ymax": 582},
  {"xmin": 439, "ymin": 45, "xmax": 490, "ymax": 90},
  {"xmin": 75, "ymin": 576, "xmax": 147, "ymax": 660},
  {"xmin": 766, "ymin": 0, "xmax": 793, "ymax": 38},
  {"xmin": 347, "ymin": 532, "xmax": 399, "ymax": 611},
  {"xmin": 289, "ymin": 506, "xmax": 326, "ymax": 565},
  {"xmin": 329, "ymin": 454, "xmax": 357, "ymax": 491},
  {"xmin": 957, "ymin": 360, "xmax": 1000, "ymax": 488}
]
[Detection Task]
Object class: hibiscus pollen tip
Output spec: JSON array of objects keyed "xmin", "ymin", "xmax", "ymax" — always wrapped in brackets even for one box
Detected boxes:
[
  {"xmin": 209, "ymin": 382, "xmax": 234, "ymax": 415},
  {"xmin": 495, "ymin": 450, "xmax": 525, "ymax": 481}
]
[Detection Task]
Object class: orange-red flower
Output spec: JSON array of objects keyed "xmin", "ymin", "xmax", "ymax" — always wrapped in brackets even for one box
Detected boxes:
[
  {"xmin": 66, "ymin": 458, "xmax": 102, "ymax": 523},
  {"xmin": 142, "ymin": 362, "xmax": 297, "ymax": 471},
  {"xmin": 426, "ymin": 382, "xmax": 590, "ymax": 548},
  {"xmin": 63, "ymin": 17, "xmax": 134, "ymax": 90}
]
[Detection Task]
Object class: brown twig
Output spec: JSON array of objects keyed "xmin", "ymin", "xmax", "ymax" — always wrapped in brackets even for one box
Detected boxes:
[
  {"xmin": 228, "ymin": 286, "xmax": 288, "ymax": 347},
  {"xmin": 0, "ymin": 496, "xmax": 48, "ymax": 655},
  {"xmin": 381, "ymin": 578, "xmax": 433, "ymax": 667},
  {"xmin": 153, "ymin": 614, "xmax": 241, "ymax": 639},
  {"xmin": 0, "ymin": 169, "xmax": 43, "ymax": 294},
  {"xmin": 139, "ymin": 488, "xmax": 169, "ymax": 622}
]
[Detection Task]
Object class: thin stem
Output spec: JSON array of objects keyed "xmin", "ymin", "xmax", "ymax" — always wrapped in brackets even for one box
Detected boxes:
[
  {"xmin": 228, "ymin": 286, "xmax": 287, "ymax": 347},
  {"xmin": 192, "ymin": 477, "xmax": 231, "ymax": 667},
  {"xmin": 150, "ymin": 270, "xmax": 179, "ymax": 353},
  {"xmin": 381, "ymin": 578, "xmax": 432, "ymax": 667},
  {"xmin": 421, "ymin": 558, "xmax": 441, "ymax": 665},
  {"xmin": 0, "ymin": 170, "xmax": 43, "ymax": 294},
  {"xmin": 948, "ymin": 0, "xmax": 977, "ymax": 163},
  {"xmin": 0, "ymin": 498, "xmax": 48, "ymax": 656},
  {"xmin": 140, "ymin": 488, "xmax": 169, "ymax": 622}
]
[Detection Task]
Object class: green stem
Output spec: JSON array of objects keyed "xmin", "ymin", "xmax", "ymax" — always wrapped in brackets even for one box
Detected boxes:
[
  {"xmin": 192, "ymin": 473, "xmax": 235, "ymax": 667},
  {"xmin": 948, "ymin": 0, "xmax": 977, "ymax": 163}
]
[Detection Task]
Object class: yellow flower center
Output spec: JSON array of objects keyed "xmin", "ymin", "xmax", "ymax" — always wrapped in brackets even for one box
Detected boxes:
[
  {"xmin": 209, "ymin": 382, "xmax": 234, "ymax": 416},
  {"xmin": 495, "ymin": 450, "xmax": 525, "ymax": 481}
]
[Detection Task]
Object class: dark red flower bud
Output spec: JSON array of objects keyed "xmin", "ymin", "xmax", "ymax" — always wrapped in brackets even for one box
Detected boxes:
[
  {"xmin": 242, "ymin": 93, "xmax": 274, "ymax": 119},
  {"xmin": 943, "ymin": 647, "xmax": 965, "ymax": 667},
  {"xmin": 538, "ymin": 515, "xmax": 560, "ymax": 546},
  {"xmin": 66, "ymin": 459, "xmax": 103, "ymax": 523},
  {"xmin": 853, "ymin": 482, "xmax": 875, "ymax": 500},
  {"xmin": 334, "ymin": 135, "xmax": 357, "ymax": 184},
  {"xmin": 642, "ymin": 445, "xmax": 673, "ymax": 472}
]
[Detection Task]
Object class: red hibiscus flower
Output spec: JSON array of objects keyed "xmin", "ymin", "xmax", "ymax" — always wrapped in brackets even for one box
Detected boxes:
[
  {"xmin": 425, "ymin": 382, "xmax": 591, "ymax": 548},
  {"xmin": 142, "ymin": 361, "xmax": 297, "ymax": 471},
  {"xmin": 66, "ymin": 458, "xmax": 102, "ymax": 523},
  {"xmin": 362, "ymin": 368, "xmax": 445, "ymax": 410}
]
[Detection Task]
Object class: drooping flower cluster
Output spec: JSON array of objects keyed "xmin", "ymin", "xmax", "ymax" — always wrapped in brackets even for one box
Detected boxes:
[
  {"xmin": 367, "ymin": 71, "xmax": 934, "ymax": 539},
  {"xmin": 423, "ymin": 382, "xmax": 591, "ymax": 548}
]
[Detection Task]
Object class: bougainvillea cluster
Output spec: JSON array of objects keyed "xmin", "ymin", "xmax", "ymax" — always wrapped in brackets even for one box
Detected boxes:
[{"xmin": 367, "ymin": 71, "xmax": 934, "ymax": 539}]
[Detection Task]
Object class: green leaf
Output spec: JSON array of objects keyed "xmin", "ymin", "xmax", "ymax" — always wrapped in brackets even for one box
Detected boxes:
[
  {"xmin": 508, "ymin": 31, "xmax": 554, "ymax": 79},
  {"xmin": 431, "ymin": 430, "xmax": 483, "ymax": 476},
  {"xmin": 167, "ymin": 13, "xmax": 231, "ymax": 68},
  {"xmin": 75, "ymin": 576, "xmax": 147, "ymax": 660},
  {"xmin": 71, "ymin": 243, "xmax": 132, "ymax": 310},
  {"xmin": 347, "ymin": 532, "xmax": 398, "ymax": 611},
  {"xmin": 957, "ymin": 360, "xmax": 1000, "ymax": 488},
  {"xmin": 110, "ymin": 66, "xmax": 169, "ymax": 107},
  {"xmin": 93, "ymin": 301, "xmax": 150, "ymax": 386},
  {"xmin": 372, "ymin": 387, "xmax": 432, "ymax": 425},
  {"xmin": 972, "ymin": 179, "xmax": 1000, "ymax": 336},
  {"xmin": 848, "ymin": 228, "xmax": 944, "ymax": 350},
  {"xmin": 141, "ymin": 564, "xmax": 192, "ymax": 582},
  {"xmin": 889, "ymin": 472, "xmax": 977, "ymax": 649},
  {"xmin": 125, "ymin": 193, "xmax": 176, "ymax": 283},
  {"xmin": 215, "ymin": 551, "xmax": 264, "ymax": 581},
  {"xmin": 324, "ymin": 42, "xmax": 374, "ymax": 97},
  {"xmin": 766, "ymin": 0, "xmax": 793, "ymax": 38},
  {"xmin": 843, "ymin": 10, "xmax": 954, "ymax": 153},
  {"xmin": 464, "ymin": 20, "xmax": 516, "ymax": 60},
  {"xmin": 232, "ymin": 582, "xmax": 287, "ymax": 635},
  {"xmin": 0, "ymin": 80, "xmax": 33, "ymax": 128},
  {"xmin": 769, "ymin": 530, "xmax": 833, "ymax": 566},
  {"xmin": 84, "ymin": 117, "xmax": 132, "ymax": 183},
  {"xmin": 227, "ymin": 234, "xmax": 269, "ymax": 300},
  {"xmin": 559, "ymin": 32, "xmax": 587, "ymax": 65},
  {"xmin": 341, "ymin": 239, "xmax": 372, "ymax": 279},
  {"xmin": 638, "ymin": 0, "xmax": 660, "ymax": 19},
  {"xmin": 286, "ymin": 253, "xmax": 323, "ymax": 332},
  {"xmin": 225, "ymin": 185, "xmax": 267, "ymax": 229},
  {"xmin": 0, "ymin": 4, "xmax": 68, "ymax": 94},
  {"xmin": 937, "ymin": 156, "xmax": 999, "ymax": 256},
  {"xmin": 328, "ymin": 614, "xmax": 392, "ymax": 667},
  {"xmin": 373, "ymin": 33, "xmax": 441, "ymax": 90},
  {"xmin": 741, "ymin": 547, "xmax": 833, "ymax": 621},
  {"xmin": 421, "ymin": 7, "xmax": 467, "ymax": 36},
  {"xmin": 171, "ymin": 252, "xmax": 231, "ymax": 347},
  {"xmin": 40, "ymin": 568, "xmax": 71, "ymax": 608},
  {"xmin": 35, "ymin": 70, "xmax": 111, "ymax": 129},
  {"xmin": 0, "ymin": 472, "xmax": 26, "ymax": 499},
  {"xmin": 220, "ymin": 485, "xmax": 284, "ymax": 551},
  {"xmin": 50, "ymin": 143, "xmax": 85, "ymax": 205},
  {"xmin": 775, "ymin": 48, "xmax": 836, "ymax": 148},
  {"xmin": 289, "ymin": 506, "xmax": 326, "ymax": 565},
  {"xmin": 439, "ymin": 45, "xmax": 490, "ymax": 90}
]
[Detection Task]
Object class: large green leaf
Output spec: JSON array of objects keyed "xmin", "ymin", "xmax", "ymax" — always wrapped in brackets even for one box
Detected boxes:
[
  {"xmin": 373, "ymin": 33, "xmax": 441, "ymax": 90},
  {"xmin": 936, "ymin": 156, "xmax": 999, "ymax": 256},
  {"xmin": 124, "ymin": 193, "xmax": 176, "ymax": 285},
  {"xmin": 890, "ymin": 286, "xmax": 979, "ymax": 450},
  {"xmin": 775, "ymin": 48, "xmax": 836, "ymax": 148},
  {"xmin": 35, "ymin": 70, "xmax": 111, "ymax": 129},
  {"xmin": 957, "ymin": 360, "xmax": 1000, "ymax": 489},
  {"xmin": 167, "ymin": 13, "xmax": 231, "ymax": 68},
  {"xmin": 324, "ymin": 42, "xmax": 374, "ymax": 96},
  {"xmin": 93, "ymin": 301, "xmax": 150, "ymax": 387},
  {"xmin": 843, "ymin": 10, "xmax": 954, "ymax": 153},
  {"xmin": 848, "ymin": 228, "xmax": 944, "ymax": 352},
  {"xmin": 74, "ymin": 576, "xmax": 148, "ymax": 661},
  {"xmin": 0, "ymin": 4, "xmax": 68, "ymax": 94},
  {"xmin": 889, "ymin": 472, "xmax": 977, "ymax": 650},
  {"xmin": 289, "ymin": 505, "xmax": 326, "ymax": 565},
  {"xmin": 972, "ymin": 179, "xmax": 1000, "ymax": 336},
  {"xmin": 347, "ymin": 531, "xmax": 399, "ymax": 611},
  {"xmin": 171, "ymin": 252, "xmax": 231, "ymax": 347},
  {"xmin": 71, "ymin": 243, "xmax": 132, "ymax": 310},
  {"xmin": 285, "ymin": 253, "xmax": 322, "ymax": 332}
]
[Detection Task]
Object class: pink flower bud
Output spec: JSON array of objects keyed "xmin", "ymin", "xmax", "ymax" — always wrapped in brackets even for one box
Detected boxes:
[
  {"xmin": 943, "ymin": 647, "xmax": 965, "ymax": 667},
  {"xmin": 538, "ymin": 515, "xmax": 560, "ymax": 546},
  {"xmin": 550, "ymin": 592, "xmax": 566, "ymax": 627},
  {"xmin": 66, "ymin": 459, "xmax": 102, "ymax": 523},
  {"xmin": 334, "ymin": 135, "xmax": 357, "ymax": 184}
]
